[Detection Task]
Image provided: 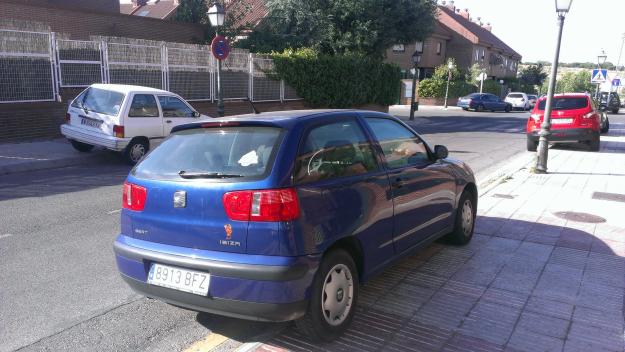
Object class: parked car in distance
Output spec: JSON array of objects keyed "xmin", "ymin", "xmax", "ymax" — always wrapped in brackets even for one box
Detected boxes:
[
  {"xmin": 61, "ymin": 84, "xmax": 209, "ymax": 164},
  {"xmin": 505, "ymin": 92, "xmax": 530, "ymax": 111},
  {"xmin": 457, "ymin": 93, "xmax": 512, "ymax": 112},
  {"xmin": 113, "ymin": 110, "xmax": 478, "ymax": 342},
  {"xmin": 598, "ymin": 92, "xmax": 620, "ymax": 114},
  {"xmin": 527, "ymin": 94, "xmax": 601, "ymax": 152},
  {"xmin": 527, "ymin": 94, "xmax": 538, "ymax": 108}
]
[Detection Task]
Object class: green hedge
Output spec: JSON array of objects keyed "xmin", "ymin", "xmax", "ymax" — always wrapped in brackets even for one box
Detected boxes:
[
  {"xmin": 418, "ymin": 78, "xmax": 475, "ymax": 98},
  {"xmin": 270, "ymin": 49, "xmax": 401, "ymax": 108}
]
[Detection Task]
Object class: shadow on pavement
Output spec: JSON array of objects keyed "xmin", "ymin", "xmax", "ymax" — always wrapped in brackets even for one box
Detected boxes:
[
  {"xmin": 410, "ymin": 116, "xmax": 527, "ymax": 135},
  {"xmin": 0, "ymin": 159, "xmax": 130, "ymax": 201},
  {"xmin": 194, "ymin": 216, "xmax": 624, "ymax": 351}
]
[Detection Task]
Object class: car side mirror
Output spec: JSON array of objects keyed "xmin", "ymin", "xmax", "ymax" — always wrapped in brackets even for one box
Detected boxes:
[
  {"xmin": 434, "ymin": 145, "xmax": 448, "ymax": 160},
  {"xmin": 193, "ymin": 111, "xmax": 201, "ymax": 118}
]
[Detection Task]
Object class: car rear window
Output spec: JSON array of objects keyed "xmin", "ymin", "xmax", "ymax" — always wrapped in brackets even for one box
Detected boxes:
[
  {"xmin": 507, "ymin": 93, "xmax": 523, "ymax": 98},
  {"xmin": 132, "ymin": 126, "xmax": 283, "ymax": 180},
  {"xmin": 466, "ymin": 93, "xmax": 481, "ymax": 98},
  {"xmin": 71, "ymin": 87, "xmax": 124, "ymax": 116},
  {"xmin": 537, "ymin": 97, "xmax": 588, "ymax": 111}
]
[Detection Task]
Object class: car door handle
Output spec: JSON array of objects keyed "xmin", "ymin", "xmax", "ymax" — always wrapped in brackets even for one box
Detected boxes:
[
  {"xmin": 165, "ymin": 120, "xmax": 172, "ymax": 123},
  {"xmin": 391, "ymin": 178, "xmax": 404, "ymax": 189}
]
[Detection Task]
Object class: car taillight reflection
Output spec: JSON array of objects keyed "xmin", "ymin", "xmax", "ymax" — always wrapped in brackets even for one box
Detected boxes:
[
  {"xmin": 223, "ymin": 188, "xmax": 300, "ymax": 222},
  {"xmin": 122, "ymin": 181, "xmax": 147, "ymax": 211}
]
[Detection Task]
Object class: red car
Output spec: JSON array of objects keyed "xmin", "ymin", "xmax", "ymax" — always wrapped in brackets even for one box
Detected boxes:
[{"xmin": 526, "ymin": 93, "xmax": 601, "ymax": 152}]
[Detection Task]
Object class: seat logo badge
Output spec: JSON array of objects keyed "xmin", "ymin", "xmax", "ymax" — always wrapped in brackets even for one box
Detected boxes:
[
  {"xmin": 224, "ymin": 224, "xmax": 233, "ymax": 240},
  {"xmin": 173, "ymin": 191, "xmax": 186, "ymax": 208}
]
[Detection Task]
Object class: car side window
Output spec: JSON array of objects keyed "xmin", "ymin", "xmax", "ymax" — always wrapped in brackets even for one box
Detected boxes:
[
  {"xmin": 293, "ymin": 119, "xmax": 379, "ymax": 184},
  {"xmin": 364, "ymin": 117, "xmax": 429, "ymax": 169},
  {"xmin": 158, "ymin": 96, "xmax": 195, "ymax": 118},
  {"xmin": 129, "ymin": 94, "xmax": 159, "ymax": 118}
]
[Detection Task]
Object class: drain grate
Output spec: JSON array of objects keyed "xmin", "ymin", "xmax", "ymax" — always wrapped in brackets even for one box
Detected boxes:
[
  {"xmin": 592, "ymin": 192, "xmax": 625, "ymax": 203},
  {"xmin": 553, "ymin": 211, "xmax": 606, "ymax": 224},
  {"xmin": 492, "ymin": 194, "xmax": 515, "ymax": 199}
]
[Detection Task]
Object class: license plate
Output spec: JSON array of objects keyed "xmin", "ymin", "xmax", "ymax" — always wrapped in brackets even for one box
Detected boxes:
[
  {"xmin": 147, "ymin": 263, "xmax": 210, "ymax": 296},
  {"xmin": 80, "ymin": 117, "xmax": 102, "ymax": 128},
  {"xmin": 552, "ymin": 118, "xmax": 573, "ymax": 124}
]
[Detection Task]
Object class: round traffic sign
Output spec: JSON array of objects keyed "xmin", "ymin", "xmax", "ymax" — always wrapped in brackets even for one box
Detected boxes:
[{"xmin": 211, "ymin": 35, "xmax": 230, "ymax": 61}]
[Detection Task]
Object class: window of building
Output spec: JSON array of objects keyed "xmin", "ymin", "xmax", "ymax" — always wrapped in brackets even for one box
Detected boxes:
[
  {"xmin": 392, "ymin": 44, "xmax": 405, "ymax": 53},
  {"xmin": 436, "ymin": 42, "xmax": 442, "ymax": 55}
]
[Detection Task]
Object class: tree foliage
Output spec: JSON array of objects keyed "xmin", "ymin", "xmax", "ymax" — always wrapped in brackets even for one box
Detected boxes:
[
  {"xmin": 172, "ymin": 0, "xmax": 252, "ymax": 42},
  {"xmin": 518, "ymin": 64, "xmax": 547, "ymax": 93},
  {"xmin": 270, "ymin": 48, "xmax": 401, "ymax": 107},
  {"xmin": 172, "ymin": 0, "xmax": 208, "ymax": 24},
  {"xmin": 418, "ymin": 60, "xmax": 475, "ymax": 98},
  {"xmin": 239, "ymin": 0, "xmax": 437, "ymax": 58},
  {"xmin": 555, "ymin": 71, "xmax": 594, "ymax": 94}
]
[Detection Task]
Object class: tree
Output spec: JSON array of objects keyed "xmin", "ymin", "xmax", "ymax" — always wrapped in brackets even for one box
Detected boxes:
[
  {"xmin": 518, "ymin": 64, "xmax": 547, "ymax": 93},
  {"xmin": 555, "ymin": 71, "xmax": 594, "ymax": 94},
  {"xmin": 239, "ymin": 0, "xmax": 438, "ymax": 58},
  {"xmin": 172, "ymin": 0, "xmax": 208, "ymax": 24}
]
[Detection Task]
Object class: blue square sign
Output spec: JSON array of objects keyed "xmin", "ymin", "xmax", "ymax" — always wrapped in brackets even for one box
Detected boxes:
[{"xmin": 613, "ymin": 79, "xmax": 621, "ymax": 86}]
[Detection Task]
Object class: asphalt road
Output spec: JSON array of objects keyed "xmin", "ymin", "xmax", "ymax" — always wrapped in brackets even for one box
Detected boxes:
[{"xmin": 0, "ymin": 109, "xmax": 532, "ymax": 352}]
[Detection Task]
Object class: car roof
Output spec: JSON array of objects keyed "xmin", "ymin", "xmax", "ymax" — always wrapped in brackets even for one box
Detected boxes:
[
  {"xmin": 538, "ymin": 93, "xmax": 589, "ymax": 100},
  {"xmin": 171, "ymin": 109, "xmax": 387, "ymax": 132},
  {"xmin": 89, "ymin": 83, "xmax": 171, "ymax": 94}
]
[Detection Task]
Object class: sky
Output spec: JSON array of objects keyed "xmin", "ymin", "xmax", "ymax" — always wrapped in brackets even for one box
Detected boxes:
[{"xmin": 453, "ymin": 0, "xmax": 625, "ymax": 64}]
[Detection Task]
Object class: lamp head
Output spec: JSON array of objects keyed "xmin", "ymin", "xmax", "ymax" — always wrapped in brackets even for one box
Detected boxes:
[
  {"xmin": 555, "ymin": 0, "xmax": 573, "ymax": 15},
  {"xmin": 207, "ymin": 2, "xmax": 225, "ymax": 27},
  {"xmin": 598, "ymin": 50, "xmax": 607, "ymax": 66}
]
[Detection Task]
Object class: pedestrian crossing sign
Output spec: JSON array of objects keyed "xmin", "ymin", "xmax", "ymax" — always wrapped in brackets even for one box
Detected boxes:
[{"xmin": 591, "ymin": 69, "xmax": 607, "ymax": 83}]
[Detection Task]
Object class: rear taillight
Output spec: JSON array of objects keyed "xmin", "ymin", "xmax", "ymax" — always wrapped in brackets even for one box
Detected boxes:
[
  {"xmin": 582, "ymin": 112, "xmax": 595, "ymax": 119},
  {"xmin": 65, "ymin": 113, "xmax": 71, "ymax": 123},
  {"xmin": 122, "ymin": 181, "xmax": 147, "ymax": 211},
  {"xmin": 223, "ymin": 188, "xmax": 300, "ymax": 222},
  {"xmin": 113, "ymin": 125, "xmax": 124, "ymax": 138}
]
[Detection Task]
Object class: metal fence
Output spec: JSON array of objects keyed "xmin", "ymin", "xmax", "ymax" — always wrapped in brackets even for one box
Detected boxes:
[
  {"xmin": 0, "ymin": 28, "xmax": 301, "ymax": 103},
  {"xmin": 0, "ymin": 29, "xmax": 57, "ymax": 103}
]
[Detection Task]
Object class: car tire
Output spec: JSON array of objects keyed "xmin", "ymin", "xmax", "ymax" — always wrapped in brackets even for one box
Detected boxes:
[
  {"xmin": 588, "ymin": 132, "xmax": 600, "ymax": 152},
  {"xmin": 505, "ymin": 105, "xmax": 512, "ymax": 113},
  {"xmin": 612, "ymin": 108, "xmax": 619, "ymax": 114},
  {"xmin": 444, "ymin": 190, "xmax": 476, "ymax": 245},
  {"xmin": 476, "ymin": 104, "xmax": 485, "ymax": 112},
  {"xmin": 295, "ymin": 249, "xmax": 359, "ymax": 342},
  {"xmin": 70, "ymin": 140, "xmax": 94, "ymax": 152},
  {"xmin": 601, "ymin": 119, "xmax": 610, "ymax": 134},
  {"xmin": 527, "ymin": 139, "xmax": 538, "ymax": 152},
  {"xmin": 124, "ymin": 139, "xmax": 149, "ymax": 165},
  {"xmin": 462, "ymin": 108, "xmax": 468, "ymax": 111}
]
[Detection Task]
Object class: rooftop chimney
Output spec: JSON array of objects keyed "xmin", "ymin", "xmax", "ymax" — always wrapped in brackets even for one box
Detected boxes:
[
  {"xmin": 460, "ymin": 8, "xmax": 470, "ymax": 19},
  {"xmin": 482, "ymin": 22, "xmax": 492, "ymax": 32},
  {"xmin": 447, "ymin": 0, "xmax": 455, "ymax": 11}
]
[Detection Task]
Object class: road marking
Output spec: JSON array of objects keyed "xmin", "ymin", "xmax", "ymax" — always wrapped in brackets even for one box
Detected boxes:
[
  {"xmin": 235, "ymin": 342, "xmax": 263, "ymax": 352},
  {"xmin": 182, "ymin": 333, "xmax": 229, "ymax": 352},
  {"xmin": 0, "ymin": 234, "xmax": 13, "ymax": 239},
  {"xmin": 107, "ymin": 209, "xmax": 121, "ymax": 215}
]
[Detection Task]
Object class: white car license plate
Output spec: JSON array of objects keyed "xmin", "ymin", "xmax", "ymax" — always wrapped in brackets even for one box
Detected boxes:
[
  {"xmin": 147, "ymin": 263, "xmax": 210, "ymax": 296},
  {"xmin": 552, "ymin": 118, "xmax": 573, "ymax": 124},
  {"xmin": 81, "ymin": 117, "xmax": 102, "ymax": 128}
]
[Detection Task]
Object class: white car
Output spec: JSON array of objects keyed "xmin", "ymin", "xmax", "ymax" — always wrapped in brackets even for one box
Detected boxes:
[
  {"xmin": 61, "ymin": 84, "xmax": 209, "ymax": 164},
  {"xmin": 504, "ymin": 92, "xmax": 530, "ymax": 111}
]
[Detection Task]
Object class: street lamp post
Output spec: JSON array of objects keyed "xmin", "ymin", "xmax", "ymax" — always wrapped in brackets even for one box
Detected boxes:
[
  {"xmin": 444, "ymin": 60, "xmax": 455, "ymax": 109},
  {"xmin": 596, "ymin": 50, "xmax": 607, "ymax": 100},
  {"xmin": 409, "ymin": 41, "xmax": 424, "ymax": 121},
  {"xmin": 535, "ymin": 0, "xmax": 573, "ymax": 174},
  {"xmin": 207, "ymin": 2, "xmax": 226, "ymax": 117}
]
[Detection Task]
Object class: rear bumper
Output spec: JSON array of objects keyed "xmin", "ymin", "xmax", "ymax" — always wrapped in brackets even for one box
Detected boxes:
[
  {"xmin": 527, "ymin": 128, "xmax": 597, "ymax": 142},
  {"xmin": 113, "ymin": 235, "xmax": 319, "ymax": 322},
  {"xmin": 61, "ymin": 124, "xmax": 130, "ymax": 151}
]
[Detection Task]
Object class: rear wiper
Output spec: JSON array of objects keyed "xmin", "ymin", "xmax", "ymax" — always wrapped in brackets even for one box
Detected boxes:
[{"xmin": 178, "ymin": 171, "xmax": 244, "ymax": 179}]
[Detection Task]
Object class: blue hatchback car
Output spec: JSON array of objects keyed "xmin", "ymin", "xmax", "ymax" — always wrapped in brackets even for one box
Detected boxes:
[{"xmin": 113, "ymin": 110, "xmax": 477, "ymax": 341}]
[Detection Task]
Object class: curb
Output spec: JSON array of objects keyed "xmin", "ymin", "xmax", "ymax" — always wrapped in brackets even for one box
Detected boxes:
[
  {"xmin": 0, "ymin": 156, "xmax": 100, "ymax": 176},
  {"xmin": 476, "ymin": 152, "xmax": 535, "ymax": 198}
]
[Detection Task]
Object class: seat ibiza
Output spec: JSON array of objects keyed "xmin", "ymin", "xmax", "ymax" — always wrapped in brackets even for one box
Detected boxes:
[{"xmin": 113, "ymin": 110, "xmax": 477, "ymax": 341}]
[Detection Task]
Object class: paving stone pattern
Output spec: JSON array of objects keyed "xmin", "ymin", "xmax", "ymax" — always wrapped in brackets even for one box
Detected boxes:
[{"xmin": 254, "ymin": 129, "xmax": 625, "ymax": 352}]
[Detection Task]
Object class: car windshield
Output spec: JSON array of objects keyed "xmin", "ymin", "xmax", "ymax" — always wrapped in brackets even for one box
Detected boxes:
[
  {"xmin": 528, "ymin": 95, "xmax": 537, "ymax": 99},
  {"xmin": 132, "ymin": 126, "xmax": 283, "ymax": 180},
  {"xmin": 537, "ymin": 97, "xmax": 588, "ymax": 111},
  {"xmin": 71, "ymin": 87, "xmax": 125, "ymax": 116},
  {"xmin": 507, "ymin": 94, "xmax": 523, "ymax": 98}
]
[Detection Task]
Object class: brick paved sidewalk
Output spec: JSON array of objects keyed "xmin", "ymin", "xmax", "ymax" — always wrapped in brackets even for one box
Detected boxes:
[{"xmin": 251, "ymin": 128, "xmax": 625, "ymax": 351}]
